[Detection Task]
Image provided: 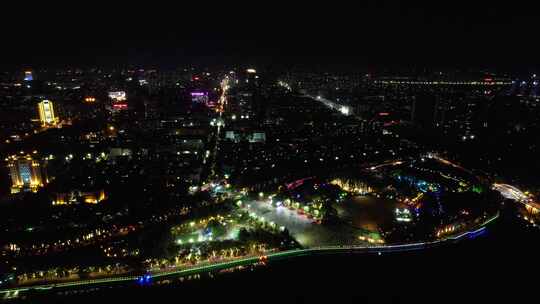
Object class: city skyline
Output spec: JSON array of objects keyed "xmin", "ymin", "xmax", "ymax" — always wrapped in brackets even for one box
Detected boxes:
[{"xmin": 1, "ymin": 3, "xmax": 540, "ymax": 303}]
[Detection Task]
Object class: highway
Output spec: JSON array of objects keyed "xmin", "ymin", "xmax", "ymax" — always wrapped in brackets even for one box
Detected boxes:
[
  {"xmin": 492, "ymin": 183, "xmax": 540, "ymax": 212},
  {"xmin": 305, "ymin": 95, "xmax": 352, "ymax": 116},
  {"xmin": 0, "ymin": 213, "xmax": 498, "ymax": 297}
]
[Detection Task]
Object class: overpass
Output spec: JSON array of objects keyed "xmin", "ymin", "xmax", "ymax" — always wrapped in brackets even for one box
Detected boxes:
[{"xmin": 492, "ymin": 183, "xmax": 540, "ymax": 212}]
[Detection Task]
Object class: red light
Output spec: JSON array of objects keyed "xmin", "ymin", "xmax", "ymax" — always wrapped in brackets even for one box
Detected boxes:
[
  {"xmin": 113, "ymin": 103, "xmax": 128, "ymax": 109},
  {"xmin": 379, "ymin": 112, "xmax": 390, "ymax": 116},
  {"xmin": 286, "ymin": 177, "xmax": 314, "ymax": 190},
  {"xmin": 484, "ymin": 78, "xmax": 493, "ymax": 82}
]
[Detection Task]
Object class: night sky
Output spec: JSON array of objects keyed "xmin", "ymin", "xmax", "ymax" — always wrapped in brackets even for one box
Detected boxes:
[{"xmin": 2, "ymin": 2, "xmax": 539, "ymax": 69}]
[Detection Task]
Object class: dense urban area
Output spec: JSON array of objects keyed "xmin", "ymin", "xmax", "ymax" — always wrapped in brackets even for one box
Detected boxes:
[{"xmin": 0, "ymin": 66, "xmax": 539, "ymax": 301}]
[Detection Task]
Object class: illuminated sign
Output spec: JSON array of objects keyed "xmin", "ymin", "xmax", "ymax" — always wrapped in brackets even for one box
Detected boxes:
[
  {"xmin": 112, "ymin": 103, "xmax": 128, "ymax": 110},
  {"xmin": 108, "ymin": 91, "xmax": 127, "ymax": 101},
  {"xmin": 191, "ymin": 91, "xmax": 209, "ymax": 104},
  {"xmin": 286, "ymin": 177, "xmax": 314, "ymax": 190}
]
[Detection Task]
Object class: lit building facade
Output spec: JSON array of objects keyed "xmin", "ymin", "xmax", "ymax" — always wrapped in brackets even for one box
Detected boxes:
[
  {"xmin": 245, "ymin": 68, "xmax": 258, "ymax": 85},
  {"xmin": 330, "ymin": 178, "xmax": 373, "ymax": 195},
  {"xmin": 52, "ymin": 190, "xmax": 106, "ymax": 205},
  {"xmin": 37, "ymin": 100, "xmax": 59, "ymax": 127},
  {"xmin": 107, "ymin": 91, "xmax": 128, "ymax": 113},
  {"xmin": 24, "ymin": 70, "xmax": 33, "ymax": 81},
  {"xmin": 6, "ymin": 153, "xmax": 47, "ymax": 194},
  {"xmin": 191, "ymin": 91, "xmax": 209, "ymax": 105}
]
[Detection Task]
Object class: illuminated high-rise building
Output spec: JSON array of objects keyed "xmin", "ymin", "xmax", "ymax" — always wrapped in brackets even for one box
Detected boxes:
[
  {"xmin": 24, "ymin": 70, "xmax": 33, "ymax": 81},
  {"xmin": 6, "ymin": 152, "xmax": 48, "ymax": 194},
  {"xmin": 37, "ymin": 100, "xmax": 59, "ymax": 127},
  {"xmin": 245, "ymin": 68, "xmax": 258, "ymax": 85},
  {"xmin": 191, "ymin": 91, "xmax": 209, "ymax": 105},
  {"xmin": 107, "ymin": 91, "xmax": 128, "ymax": 113}
]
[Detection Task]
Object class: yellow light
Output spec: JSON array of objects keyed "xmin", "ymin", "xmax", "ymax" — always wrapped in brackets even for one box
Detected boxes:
[
  {"xmin": 98, "ymin": 190, "xmax": 106, "ymax": 202},
  {"xmin": 84, "ymin": 198, "xmax": 98, "ymax": 204},
  {"xmin": 37, "ymin": 100, "xmax": 58, "ymax": 127}
]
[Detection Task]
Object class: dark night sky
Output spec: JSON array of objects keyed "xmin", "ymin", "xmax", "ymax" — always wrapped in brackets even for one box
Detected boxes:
[{"xmin": 2, "ymin": 1, "xmax": 539, "ymax": 69}]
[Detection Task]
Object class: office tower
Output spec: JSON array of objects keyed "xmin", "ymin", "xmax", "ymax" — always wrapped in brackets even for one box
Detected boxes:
[
  {"xmin": 107, "ymin": 91, "xmax": 128, "ymax": 113},
  {"xmin": 37, "ymin": 100, "xmax": 59, "ymax": 127},
  {"xmin": 24, "ymin": 70, "xmax": 33, "ymax": 81},
  {"xmin": 191, "ymin": 91, "xmax": 209, "ymax": 105},
  {"xmin": 6, "ymin": 153, "xmax": 47, "ymax": 194},
  {"xmin": 245, "ymin": 68, "xmax": 258, "ymax": 85}
]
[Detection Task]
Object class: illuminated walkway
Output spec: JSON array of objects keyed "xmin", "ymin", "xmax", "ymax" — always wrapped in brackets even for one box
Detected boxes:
[{"xmin": 0, "ymin": 213, "xmax": 498, "ymax": 296}]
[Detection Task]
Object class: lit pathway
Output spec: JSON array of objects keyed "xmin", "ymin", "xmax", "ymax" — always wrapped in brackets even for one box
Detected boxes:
[{"xmin": 0, "ymin": 212, "xmax": 498, "ymax": 296}]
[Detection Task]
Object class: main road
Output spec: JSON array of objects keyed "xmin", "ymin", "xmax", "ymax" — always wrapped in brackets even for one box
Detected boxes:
[
  {"xmin": 305, "ymin": 94, "xmax": 353, "ymax": 116},
  {"xmin": 208, "ymin": 76, "xmax": 230, "ymax": 179},
  {"xmin": 492, "ymin": 183, "xmax": 540, "ymax": 212}
]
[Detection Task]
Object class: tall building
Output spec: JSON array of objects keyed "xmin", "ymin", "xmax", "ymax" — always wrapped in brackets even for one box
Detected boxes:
[
  {"xmin": 245, "ymin": 68, "xmax": 258, "ymax": 86},
  {"xmin": 37, "ymin": 100, "xmax": 59, "ymax": 127},
  {"xmin": 6, "ymin": 153, "xmax": 47, "ymax": 194},
  {"xmin": 191, "ymin": 91, "xmax": 209, "ymax": 105},
  {"xmin": 411, "ymin": 93, "xmax": 438, "ymax": 128},
  {"xmin": 24, "ymin": 70, "xmax": 33, "ymax": 81},
  {"xmin": 107, "ymin": 91, "xmax": 128, "ymax": 113}
]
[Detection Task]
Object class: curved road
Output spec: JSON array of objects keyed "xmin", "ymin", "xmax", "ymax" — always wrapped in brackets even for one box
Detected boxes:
[
  {"xmin": 493, "ymin": 183, "xmax": 540, "ymax": 212},
  {"xmin": 0, "ymin": 213, "xmax": 498, "ymax": 297}
]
